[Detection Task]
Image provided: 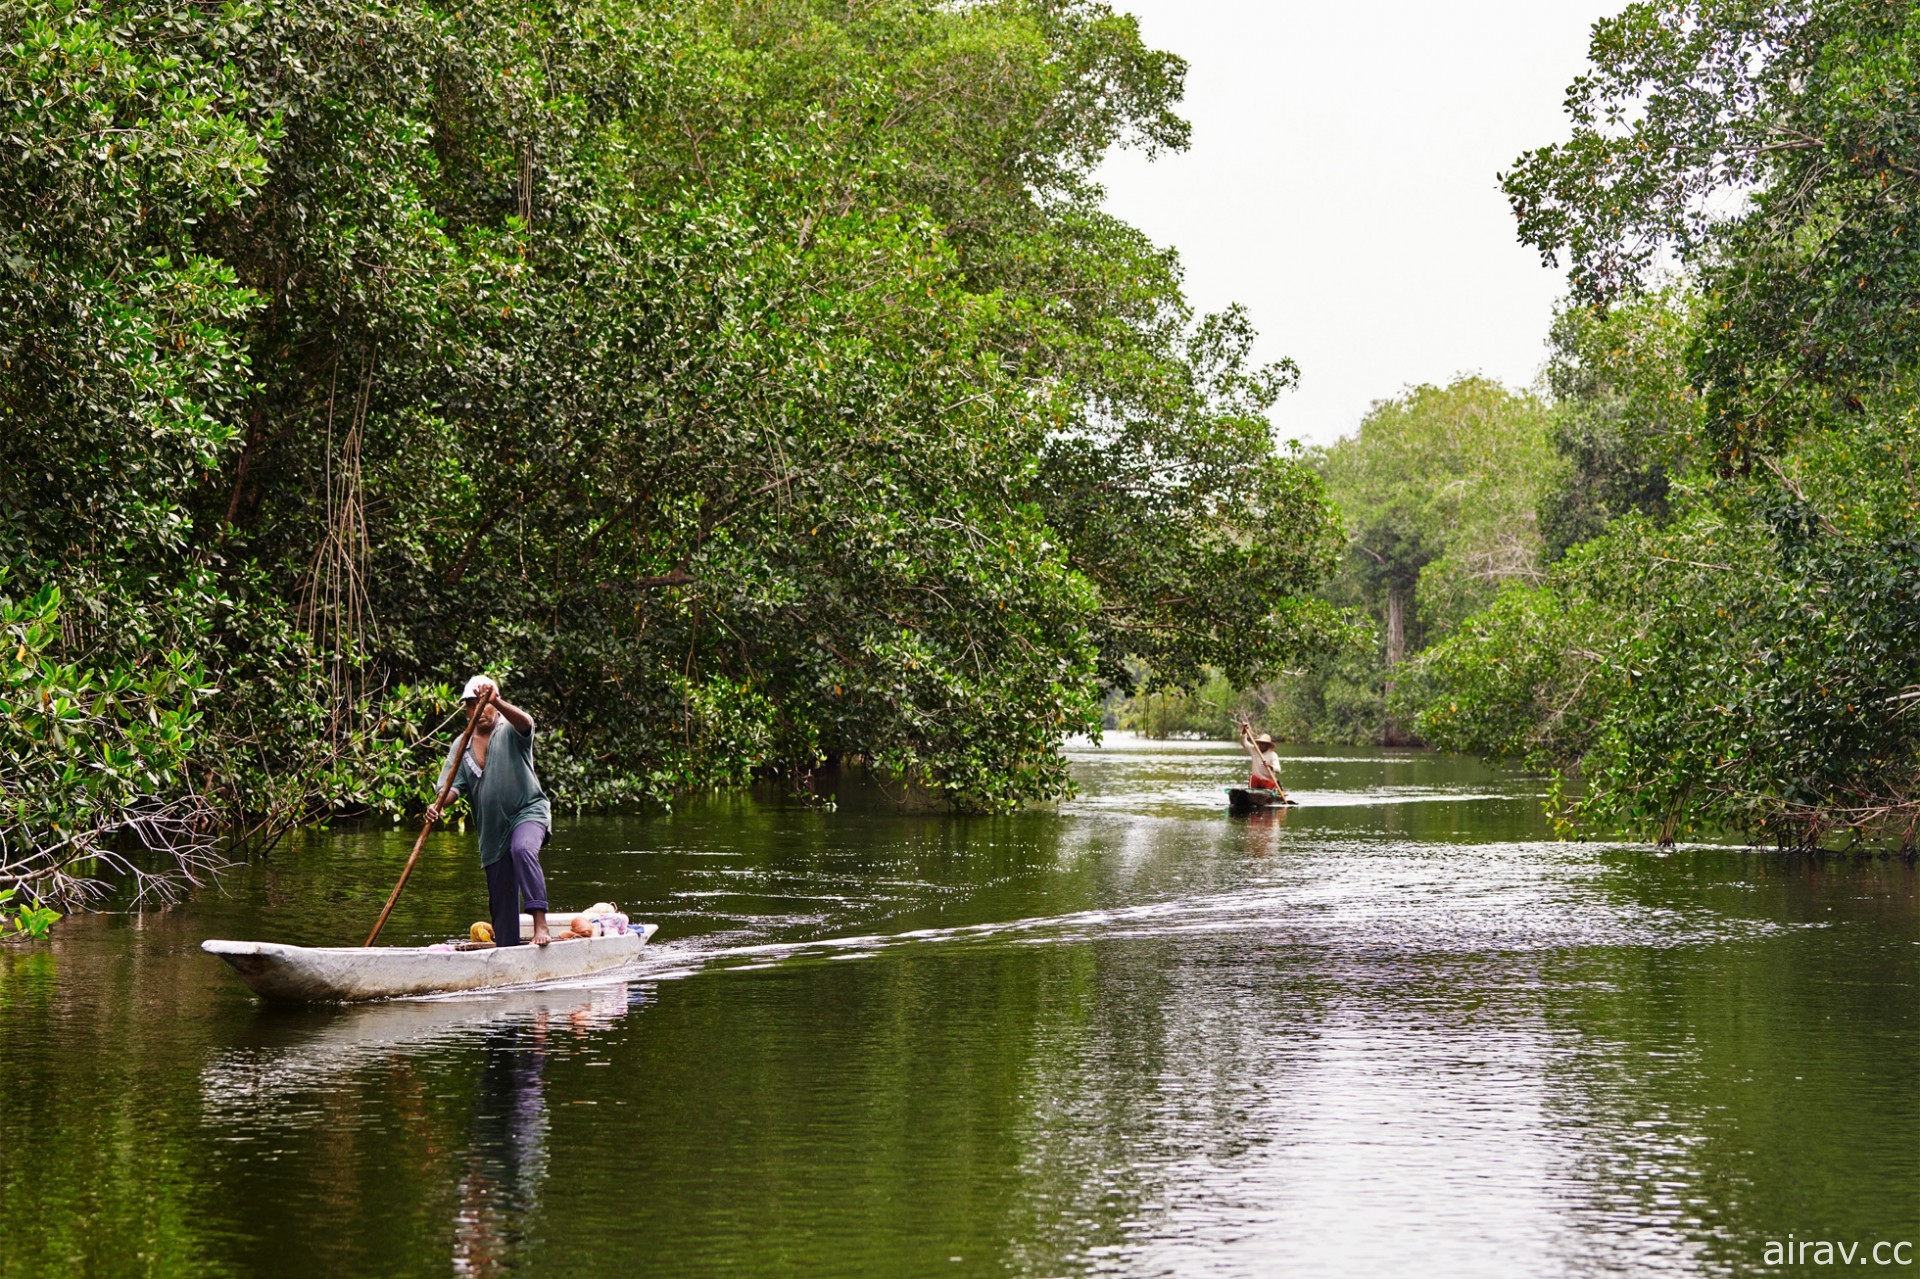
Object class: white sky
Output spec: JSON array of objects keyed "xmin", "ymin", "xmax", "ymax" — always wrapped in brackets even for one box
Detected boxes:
[{"xmin": 1098, "ymin": 0, "xmax": 1623, "ymax": 447}]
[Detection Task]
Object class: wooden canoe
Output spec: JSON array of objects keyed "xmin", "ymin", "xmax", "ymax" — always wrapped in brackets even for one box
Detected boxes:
[
  {"xmin": 1226, "ymin": 787, "xmax": 1296, "ymax": 814},
  {"xmin": 203, "ymin": 919, "xmax": 658, "ymax": 1003}
]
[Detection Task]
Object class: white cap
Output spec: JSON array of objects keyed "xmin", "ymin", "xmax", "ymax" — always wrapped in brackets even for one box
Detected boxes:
[{"xmin": 461, "ymin": 675, "xmax": 492, "ymax": 701}]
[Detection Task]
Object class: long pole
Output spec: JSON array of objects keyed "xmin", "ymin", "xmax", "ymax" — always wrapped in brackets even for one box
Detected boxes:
[{"xmin": 364, "ymin": 690, "xmax": 492, "ymax": 947}]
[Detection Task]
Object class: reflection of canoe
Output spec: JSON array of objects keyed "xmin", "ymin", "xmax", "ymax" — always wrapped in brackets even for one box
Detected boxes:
[
  {"xmin": 203, "ymin": 922, "xmax": 658, "ymax": 1003},
  {"xmin": 1226, "ymin": 787, "xmax": 1296, "ymax": 814},
  {"xmin": 200, "ymin": 984, "xmax": 635, "ymax": 1119}
]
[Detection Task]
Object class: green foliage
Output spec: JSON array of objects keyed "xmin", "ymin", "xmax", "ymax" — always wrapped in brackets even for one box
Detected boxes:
[
  {"xmin": 0, "ymin": 0, "xmax": 1339, "ymax": 898},
  {"xmin": 1036, "ymin": 303, "xmax": 1344, "ymax": 693},
  {"xmin": 1321, "ymin": 378, "xmax": 1556, "ymax": 645},
  {"xmin": 1268, "ymin": 377, "xmax": 1556, "ymax": 744},
  {"xmin": 0, "ymin": 887, "xmax": 58, "ymax": 939},
  {"xmin": 1420, "ymin": 426, "xmax": 1920, "ymax": 848},
  {"xmin": 1261, "ymin": 647, "xmax": 1389, "ymax": 747},
  {"xmin": 0, "ymin": 0, "xmax": 267, "ymax": 564},
  {"xmin": 1503, "ymin": 0, "xmax": 1920, "ymax": 470},
  {"xmin": 1579, "ymin": 408, "xmax": 1920, "ymax": 846},
  {"xmin": 1113, "ymin": 668, "xmax": 1248, "ymax": 739},
  {"xmin": 0, "ymin": 574, "xmax": 224, "ymax": 905},
  {"xmin": 1401, "ymin": 585, "xmax": 1598, "ymax": 767},
  {"xmin": 1538, "ymin": 291, "xmax": 1699, "ymax": 558},
  {"xmin": 1439, "ymin": 0, "xmax": 1920, "ymax": 847}
]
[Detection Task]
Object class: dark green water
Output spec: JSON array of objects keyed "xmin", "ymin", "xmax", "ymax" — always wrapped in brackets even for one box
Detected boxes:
[{"xmin": 2, "ymin": 740, "xmax": 1916, "ymax": 1278}]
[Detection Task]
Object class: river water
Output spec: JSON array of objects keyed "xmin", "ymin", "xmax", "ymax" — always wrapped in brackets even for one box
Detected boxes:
[{"xmin": 1, "ymin": 739, "xmax": 1915, "ymax": 1277}]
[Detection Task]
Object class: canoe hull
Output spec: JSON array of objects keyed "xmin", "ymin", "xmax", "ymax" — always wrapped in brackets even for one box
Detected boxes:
[
  {"xmin": 1226, "ymin": 787, "xmax": 1295, "ymax": 814},
  {"xmin": 203, "ymin": 924, "xmax": 657, "ymax": 1003}
]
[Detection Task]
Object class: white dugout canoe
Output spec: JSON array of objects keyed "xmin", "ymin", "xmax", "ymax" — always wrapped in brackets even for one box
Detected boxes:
[{"xmin": 203, "ymin": 917, "xmax": 658, "ymax": 1003}]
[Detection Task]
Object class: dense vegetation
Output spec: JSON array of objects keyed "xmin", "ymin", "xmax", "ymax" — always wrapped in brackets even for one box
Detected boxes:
[
  {"xmin": 1268, "ymin": 378, "xmax": 1556, "ymax": 744},
  {"xmin": 0, "ymin": 0, "xmax": 1343, "ymax": 909},
  {"xmin": 1113, "ymin": 376, "xmax": 1556, "ymax": 746},
  {"xmin": 1169, "ymin": 0, "xmax": 1920, "ymax": 852},
  {"xmin": 11, "ymin": 0, "xmax": 1912, "ymax": 916},
  {"xmin": 1412, "ymin": 0, "xmax": 1920, "ymax": 848}
]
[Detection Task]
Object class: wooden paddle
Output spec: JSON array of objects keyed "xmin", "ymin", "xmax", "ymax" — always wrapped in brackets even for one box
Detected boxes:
[{"xmin": 363, "ymin": 689, "xmax": 492, "ymax": 947}]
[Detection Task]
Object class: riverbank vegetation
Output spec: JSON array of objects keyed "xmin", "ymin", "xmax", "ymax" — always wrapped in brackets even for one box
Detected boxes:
[
  {"xmin": 1271, "ymin": 377, "xmax": 1557, "ymax": 745},
  {"xmin": 1252, "ymin": 0, "xmax": 1920, "ymax": 850},
  {"xmin": 1128, "ymin": 0, "xmax": 1920, "ymax": 851},
  {"xmin": 1, "ymin": 0, "xmax": 1343, "ymax": 906},
  {"xmin": 1115, "ymin": 376, "xmax": 1559, "ymax": 745},
  {"xmin": 1416, "ymin": 0, "xmax": 1920, "ymax": 848},
  {"xmin": 9, "ymin": 0, "xmax": 1915, "ymax": 914}
]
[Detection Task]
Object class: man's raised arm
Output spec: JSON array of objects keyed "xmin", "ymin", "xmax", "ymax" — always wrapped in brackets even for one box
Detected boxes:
[
  {"xmin": 468, "ymin": 677, "xmax": 534, "ymax": 735},
  {"xmin": 493, "ymin": 698, "xmax": 535, "ymax": 736}
]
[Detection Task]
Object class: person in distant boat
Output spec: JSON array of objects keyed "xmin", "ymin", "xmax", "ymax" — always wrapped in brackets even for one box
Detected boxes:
[
  {"xmin": 426, "ymin": 675, "xmax": 555, "ymax": 947},
  {"xmin": 1238, "ymin": 722, "xmax": 1287, "ymax": 799}
]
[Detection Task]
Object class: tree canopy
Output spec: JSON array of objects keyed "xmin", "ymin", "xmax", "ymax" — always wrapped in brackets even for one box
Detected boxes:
[
  {"xmin": 1503, "ymin": 0, "xmax": 1920, "ymax": 469},
  {"xmin": 1258, "ymin": 377, "xmax": 1553, "ymax": 745},
  {"xmin": 0, "ymin": 0, "xmax": 1340, "ymax": 904},
  {"xmin": 1412, "ymin": 0, "xmax": 1920, "ymax": 847}
]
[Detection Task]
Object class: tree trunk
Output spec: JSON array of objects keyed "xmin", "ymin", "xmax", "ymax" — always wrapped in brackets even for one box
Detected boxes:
[
  {"xmin": 1386, "ymin": 586, "xmax": 1408, "ymax": 667},
  {"xmin": 1383, "ymin": 586, "xmax": 1408, "ymax": 746}
]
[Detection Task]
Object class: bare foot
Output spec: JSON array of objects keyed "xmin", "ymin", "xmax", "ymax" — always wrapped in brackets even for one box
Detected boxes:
[{"xmin": 532, "ymin": 928, "xmax": 552, "ymax": 946}]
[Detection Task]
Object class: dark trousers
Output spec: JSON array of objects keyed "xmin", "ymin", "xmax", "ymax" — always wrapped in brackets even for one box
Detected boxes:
[{"xmin": 485, "ymin": 821, "xmax": 549, "ymax": 946}]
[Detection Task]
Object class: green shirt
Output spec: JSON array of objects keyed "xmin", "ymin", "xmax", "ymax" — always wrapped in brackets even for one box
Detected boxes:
[{"xmin": 443, "ymin": 721, "xmax": 552, "ymax": 866}]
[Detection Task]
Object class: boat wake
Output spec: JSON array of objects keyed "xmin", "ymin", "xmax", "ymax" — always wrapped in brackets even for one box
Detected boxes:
[{"xmin": 629, "ymin": 865, "xmax": 1792, "ymax": 983}]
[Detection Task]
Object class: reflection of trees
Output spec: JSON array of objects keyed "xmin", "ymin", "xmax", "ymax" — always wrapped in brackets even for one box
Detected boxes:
[
  {"xmin": 1538, "ymin": 852, "xmax": 1920, "ymax": 1273},
  {"xmin": 453, "ymin": 1020, "xmax": 551, "ymax": 1278},
  {"xmin": 30, "ymin": 751, "xmax": 1914, "ymax": 1276},
  {"xmin": 0, "ymin": 921, "xmax": 219, "ymax": 1275},
  {"xmin": 1002, "ymin": 939, "xmax": 1338, "ymax": 1272},
  {"xmin": 190, "ymin": 984, "xmax": 631, "ymax": 1275}
]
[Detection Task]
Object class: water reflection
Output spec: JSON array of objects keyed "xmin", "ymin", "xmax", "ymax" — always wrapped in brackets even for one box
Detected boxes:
[
  {"xmin": 201, "ymin": 985, "xmax": 633, "ymax": 1119},
  {"xmin": 1232, "ymin": 807, "xmax": 1287, "ymax": 859},
  {"xmin": 454, "ymin": 1021, "xmax": 550, "ymax": 1277},
  {"xmin": 198, "ymin": 987, "xmax": 636, "ymax": 1276},
  {"xmin": 1, "ymin": 740, "xmax": 1913, "ymax": 1277}
]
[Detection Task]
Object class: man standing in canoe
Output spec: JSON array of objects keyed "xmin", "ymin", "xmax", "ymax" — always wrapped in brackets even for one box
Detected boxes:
[
  {"xmin": 426, "ymin": 675, "xmax": 555, "ymax": 947},
  {"xmin": 1238, "ymin": 721, "xmax": 1288, "ymax": 800}
]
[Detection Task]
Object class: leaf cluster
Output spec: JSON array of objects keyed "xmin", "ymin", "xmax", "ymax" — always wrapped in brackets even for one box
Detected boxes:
[
  {"xmin": 1412, "ymin": 0, "xmax": 1920, "ymax": 847},
  {"xmin": 0, "ymin": 0, "xmax": 1340, "ymax": 895},
  {"xmin": 1266, "ymin": 378, "xmax": 1555, "ymax": 745}
]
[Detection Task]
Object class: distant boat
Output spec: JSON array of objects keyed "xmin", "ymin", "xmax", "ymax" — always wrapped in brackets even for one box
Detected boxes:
[
  {"xmin": 203, "ymin": 915, "xmax": 658, "ymax": 1003},
  {"xmin": 1226, "ymin": 787, "xmax": 1296, "ymax": 814}
]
